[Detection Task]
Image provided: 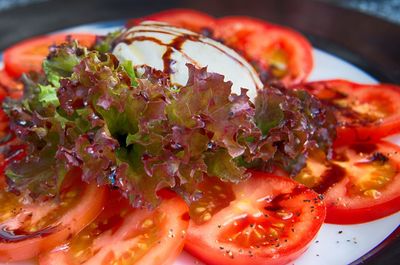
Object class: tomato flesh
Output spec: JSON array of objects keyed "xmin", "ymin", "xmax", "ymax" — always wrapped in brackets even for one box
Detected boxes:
[
  {"xmin": 186, "ymin": 172, "xmax": 325, "ymax": 265},
  {"xmin": 297, "ymin": 80, "xmax": 400, "ymax": 146},
  {"xmin": 0, "ymin": 79, "xmax": 8, "ymax": 102},
  {"xmin": 296, "ymin": 141, "xmax": 400, "ymax": 224},
  {"xmin": 39, "ymin": 191, "xmax": 189, "ymax": 265},
  {"xmin": 0, "ymin": 108, "xmax": 9, "ymax": 140},
  {"xmin": 213, "ymin": 17, "xmax": 267, "ymax": 50},
  {"xmin": 3, "ymin": 33, "xmax": 96, "ymax": 78},
  {"xmin": 0, "ymin": 171, "xmax": 106, "ymax": 262},
  {"xmin": 126, "ymin": 9, "xmax": 216, "ymax": 33},
  {"xmin": 214, "ymin": 17, "xmax": 313, "ymax": 86}
]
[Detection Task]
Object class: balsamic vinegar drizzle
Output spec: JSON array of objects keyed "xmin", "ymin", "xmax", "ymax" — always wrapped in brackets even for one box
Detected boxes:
[
  {"xmin": 311, "ymin": 143, "xmax": 386, "ymax": 195},
  {"xmin": 264, "ymin": 185, "xmax": 310, "ymax": 212},
  {"xmin": 0, "ymin": 225, "xmax": 58, "ymax": 243},
  {"xmin": 120, "ymin": 22, "xmax": 262, "ymax": 87},
  {"xmin": 313, "ymin": 164, "xmax": 346, "ymax": 194}
]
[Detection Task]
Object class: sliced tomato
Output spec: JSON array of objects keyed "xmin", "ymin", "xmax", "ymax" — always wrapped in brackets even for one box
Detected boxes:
[
  {"xmin": 213, "ymin": 17, "xmax": 269, "ymax": 51},
  {"xmin": 3, "ymin": 33, "xmax": 96, "ymax": 78},
  {"xmin": 0, "ymin": 70, "xmax": 24, "ymax": 99},
  {"xmin": 126, "ymin": 9, "xmax": 216, "ymax": 33},
  {"xmin": 0, "ymin": 108, "xmax": 8, "ymax": 139},
  {"xmin": 0, "ymin": 170, "xmax": 106, "ymax": 262},
  {"xmin": 0, "ymin": 71, "xmax": 24, "ymax": 141},
  {"xmin": 297, "ymin": 80, "xmax": 400, "ymax": 146},
  {"xmin": 295, "ymin": 141, "xmax": 400, "ymax": 224},
  {"xmin": 39, "ymin": 190, "xmax": 189, "ymax": 265},
  {"xmin": 185, "ymin": 172, "xmax": 325, "ymax": 265},
  {"xmin": 214, "ymin": 17, "xmax": 313, "ymax": 86},
  {"xmin": 0, "ymin": 75, "xmax": 8, "ymax": 102}
]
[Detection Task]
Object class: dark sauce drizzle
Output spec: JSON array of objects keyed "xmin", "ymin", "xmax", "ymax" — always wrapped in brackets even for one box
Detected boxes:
[
  {"xmin": 121, "ymin": 33, "xmax": 198, "ymax": 75},
  {"xmin": 0, "ymin": 225, "xmax": 58, "ymax": 243},
  {"xmin": 312, "ymin": 143, "xmax": 383, "ymax": 194},
  {"xmin": 120, "ymin": 24, "xmax": 261, "ymax": 86},
  {"xmin": 264, "ymin": 185, "xmax": 309, "ymax": 212},
  {"xmin": 162, "ymin": 34, "xmax": 199, "ymax": 74},
  {"xmin": 313, "ymin": 163, "xmax": 347, "ymax": 194},
  {"xmin": 316, "ymin": 86, "xmax": 383, "ymax": 127}
]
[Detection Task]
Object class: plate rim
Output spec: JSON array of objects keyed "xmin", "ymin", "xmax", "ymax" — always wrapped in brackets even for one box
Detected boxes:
[{"xmin": 0, "ymin": 0, "xmax": 399, "ymax": 264}]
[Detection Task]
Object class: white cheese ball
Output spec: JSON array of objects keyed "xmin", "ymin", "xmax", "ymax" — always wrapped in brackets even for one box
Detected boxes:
[{"xmin": 112, "ymin": 21, "xmax": 263, "ymax": 101}]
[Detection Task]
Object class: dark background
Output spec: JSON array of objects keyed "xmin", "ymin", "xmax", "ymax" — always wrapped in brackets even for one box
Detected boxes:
[
  {"xmin": 1, "ymin": 0, "xmax": 399, "ymax": 24},
  {"xmin": 322, "ymin": 0, "xmax": 400, "ymax": 24},
  {"xmin": 0, "ymin": 0, "xmax": 399, "ymax": 264}
]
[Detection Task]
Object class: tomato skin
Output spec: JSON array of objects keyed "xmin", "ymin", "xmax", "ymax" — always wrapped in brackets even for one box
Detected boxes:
[
  {"xmin": 215, "ymin": 17, "xmax": 313, "ymax": 86},
  {"xmin": 326, "ymin": 195, "xmax": 400, "ymax": 224},
  {"xmin": 185, "ymin": 172, "xmax": 326, "ymax": 265},
  {"xmin": 0, "ymin": 182, "xmax": 106, "ymax": 262},
  {"xmin": 39, "ymin": 192, "xmax": 189, "ymax": 265},
  {"xmin": 0, "ymin": 70, "xmax": 24, "ymax": 100},
  {"xmin": 126, "ymin": 9, "xmax": 216, "ymax": 33},
  {"xmin": 186, "ymin": 238, "xmax": 307, "ymax": 265},
  {"xmin": 297, "ymin": 80, "xmax": 400, "ymax": 146},
  {"xmin": 3, "ymin": 33, "xmax": 96, "ymax": 78},
  {"xmin": 0, "ymin": 78, "xmax": 8, "ymax": 102}
]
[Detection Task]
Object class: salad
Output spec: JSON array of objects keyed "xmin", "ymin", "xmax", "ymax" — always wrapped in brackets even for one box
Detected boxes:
[{"xmin": 0, "ymin": 9, "xmax": 399, "ymax": 265}]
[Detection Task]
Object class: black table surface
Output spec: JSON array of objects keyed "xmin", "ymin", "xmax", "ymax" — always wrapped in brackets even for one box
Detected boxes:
[{"xmin": 0, "ymin": 0, "xmax": 399, "ymax": 264}]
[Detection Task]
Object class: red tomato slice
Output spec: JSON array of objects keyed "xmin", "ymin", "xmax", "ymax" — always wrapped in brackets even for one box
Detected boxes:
[
  {"xmin": 3, "ymin": 33, "xmax": 96, "ymax": 78},
  {"xmin": 214, "ymin": 17, "xmax": 313, "ymax": 86},
  {"xmin": 0, "ymin": 71, "xmax": 24, "ymax": 140},
  {"xmin": 185, "ymin": 172, "xmax": 325, "ymax": 265},
  {"xmin": 297, "ymin": 80, "xmax": 400, "ymax": 146},
  {"xmin": 0, "ymin": 78, "xmax": 8, "ymax": 102},
  {"xmin": 0, "ymin": 70, "xmax": 24, "ymax": 100},
  {"xmin": 0, "ymin": 171, "xmax": 106, "ymax": 262},
  {"xmin": 0, "ymin": 84, "xmax": 11, "ymax": 139},
  {"xmin": 213, "ymin": 17, "xmax": 270, "ymax": 50},
  {"xmin": 0, "ymin": 107, "xmax": 8, "ymax": 138},
  {"xmin": 126, "ymin": 9, "xmax": 216, "ymax": 33},
  {"xmin": 39, "ymin": 190, "xmax": 189, "ymax": 265},
  {"xmin": 295, "ymin": 141, "xmax": 400, "ymax": 224}
]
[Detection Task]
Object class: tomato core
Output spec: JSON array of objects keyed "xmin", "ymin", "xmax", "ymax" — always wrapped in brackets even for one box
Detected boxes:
[{"xmin": 264, "ymin": 46, "xmax": 289, "ymax": 79}]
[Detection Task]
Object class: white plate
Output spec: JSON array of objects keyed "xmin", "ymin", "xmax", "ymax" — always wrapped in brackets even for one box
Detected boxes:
[{"xmin": 1, "ymin": 21, "xmax": 399, "ymax": 265}]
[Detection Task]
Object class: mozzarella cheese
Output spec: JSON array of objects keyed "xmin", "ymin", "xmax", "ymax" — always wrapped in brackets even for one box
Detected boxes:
[{"xmin": 112, "ymin": 21, "xmax": 263, "ymax": 100}]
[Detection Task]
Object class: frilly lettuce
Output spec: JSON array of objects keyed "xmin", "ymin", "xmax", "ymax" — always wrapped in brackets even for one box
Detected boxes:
[{"xmin": 2, "ymin": 39, "xmax": 336, "ymax": 208}]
